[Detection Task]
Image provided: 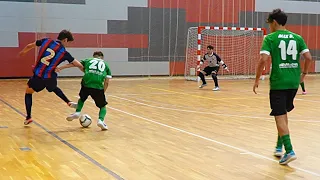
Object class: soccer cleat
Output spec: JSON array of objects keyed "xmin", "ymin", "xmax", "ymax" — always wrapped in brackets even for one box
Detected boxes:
[
  {"xmin": 274, "ymin": 148, "xmax": 283, "ymax": 157},
  {"xmin": 302, "ymin": 91, "xmax": 307, "ymax": 95},
  {"xmin": 97, "ymin": 119, "xmax": 108, "ymax": 130},
  {"xmin": 199, "ymin": 84, "xmax": 207, "ymax": 88},
  {"xmin": 68, "ymin": 102, "xmax": 77, "ymax": 109},
  {"xmin": 24, "ymin": 118, "xmax": 33, "ymax": 125},
  {"xmin": 279, "ymin": 151, "xmax": 297, "ymax": 165},
  {"xmin": 212, "ymin": 86, "xmax": 220, "ymax": 91},
  {"xmin": 66, "ymin": 112, "xmax": 80, "ymax": 121}
]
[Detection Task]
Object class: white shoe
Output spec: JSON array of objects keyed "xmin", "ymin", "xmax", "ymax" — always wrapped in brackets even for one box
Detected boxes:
[
  {"xmin": 199, "ymin": 84, "xmax": 207, "ymax": 88},
  {"xmin": 68, "ymin": 102, "xmax": 77, "ymax": 109},
  {"xmin": 66, "ymin": 112, "xmax": 80, "ymax": 121},
  {"xmin": 213, "ymin": 87, "xmax": 220, "ymax": 91},
  {"xmin": 97, "ymin": 119, "xmax": 108, "ymax": 130}
]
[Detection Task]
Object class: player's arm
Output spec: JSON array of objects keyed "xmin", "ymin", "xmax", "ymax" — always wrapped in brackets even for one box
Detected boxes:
[
  {"xmin": 18, "ymin": 39, "xmax": 43, "ymax": 57},
  {"xmin": 200, "ymin": 55, "xmax": 206, "ymax": 65},
  {"xmin": 56, "ymin": 63, "xmax": 77, "ymax": 72},
  {"xmin": 254, "ymin": 36, "xmax": 271, "ymax": 94},
  {"xmin": 216, "ymin": 54, "xmax": 229, "ymax": 71},
  {"xmin": 104, "ymin": 78, "xmax": 109, "ymax": 92},
  {"xmin": 71, "ymin": 59, "xmax": 84, "ymax": 72},
  {"xmin": 300, "ymin": 37, "xmax": 313, "ymax": 82},
  {"xmin": 104, "ymin": 66, "xmax": 112, "ymax": 92},
  {"xmin": 64, "ymin": 52, "xmax": 84, "ymax": 72}
]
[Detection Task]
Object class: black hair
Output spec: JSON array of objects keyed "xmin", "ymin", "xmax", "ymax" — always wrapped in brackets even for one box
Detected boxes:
[
  {"xmin": 57, "ymin": 30, "xmax": 74, "ymax": 42},
  {"xmin": 93, "ymin": 51, "xmax": 104, "ymax": 58},
  {"xmin": 267, "ymin": 8, "xmax": 288, "ymax": 26},
  {"xmin": 207, "ymin": 45, "xmax": 214, "ymax": 50}
]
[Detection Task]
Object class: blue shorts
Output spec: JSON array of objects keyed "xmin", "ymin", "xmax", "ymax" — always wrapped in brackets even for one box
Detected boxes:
[{"xmin": 27, "ymin": 75, "xmax": 57, "ymax": 92}]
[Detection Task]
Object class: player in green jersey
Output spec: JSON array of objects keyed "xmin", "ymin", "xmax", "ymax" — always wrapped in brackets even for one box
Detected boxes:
[
  {"xmin": 253, "ymin": 9, "xmax": 312, "ymax": 165},
  {"xmin": 56, "ymin": 51, "xmax": 111, "ymax": 130}
]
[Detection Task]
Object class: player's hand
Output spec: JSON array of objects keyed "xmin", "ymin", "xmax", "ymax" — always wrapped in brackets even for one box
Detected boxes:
[
  {"xmin": 226, "ymin": 68, "xmax": 230, "ymax": 72},
  {"xmin": 55, "ymin": 67, "xmax": 61, "ymax": 73},
  {"xmin": 253, "ymin": 81, "xmax": 259, "ymax": 94}
]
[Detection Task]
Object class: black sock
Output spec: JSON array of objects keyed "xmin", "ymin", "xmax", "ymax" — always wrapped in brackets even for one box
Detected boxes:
[
  {"xmin": 25, "ymin": 94, "xmax": 32, "ymax": 119},
  {"xmin": 212, "ymin": 74, "xmax": 219, "ymax": 87},
  {"xmin": 199, "ymin": 72, "xmax": 206, "ymax": 84},
  {"xmin": 53, "ymin": 87, "xmax": 70, "ymax": 103}
]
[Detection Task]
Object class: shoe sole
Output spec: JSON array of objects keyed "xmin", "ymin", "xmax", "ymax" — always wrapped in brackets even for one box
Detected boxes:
[
  {"xmin": 24, "ymin": 120, "xmax": 33, "ymax": 125},
  {"xmin": 274, "ymin": 153, "xmax": 282, "ymax": 157},
  {"xmin": 279, "ymin": 156, "xmax": 297, "ymax": 165},
  {"xmin": 66, "ymin": 116, "xmax": 79, "ymax": 121},
  {"xmin": 97, "ymin": 123, "xmax": 108, "ymax": 130}
]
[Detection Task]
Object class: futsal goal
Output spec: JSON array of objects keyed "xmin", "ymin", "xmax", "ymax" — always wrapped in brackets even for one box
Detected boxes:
[{"xmin": 185, "ymin": 26, "xmax": 267, "ymax": 81}]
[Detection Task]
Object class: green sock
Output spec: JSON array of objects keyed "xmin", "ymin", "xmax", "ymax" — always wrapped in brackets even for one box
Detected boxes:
[
  {"xmin": 99, "ymin": 107, "xmax": 107, "ymax": 121},
  {"xmin": 300, "ymin": 82, "xmax": 305, "ymax": 92},
  {"xmin": 276, "ymin": 135, "xmax": 283, "ymax": 149},
  {"xmin": 281, "ymin": 134, "xmax": 293, "ymax": 154},
  {"xmin": 76, "ymin": 99, "xmax": 84, "ymax": 112}
]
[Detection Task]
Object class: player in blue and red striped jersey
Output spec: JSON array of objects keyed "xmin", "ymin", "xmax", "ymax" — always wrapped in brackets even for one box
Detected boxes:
[{"xmin": 19, "ymin": 30, "xmax": 83, "ymax": 125}]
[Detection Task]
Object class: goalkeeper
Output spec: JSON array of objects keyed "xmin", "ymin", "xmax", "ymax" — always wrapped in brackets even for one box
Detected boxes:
[{"xmin": 198, "ymin": 45, "xmax": 229, "ymax": 91}]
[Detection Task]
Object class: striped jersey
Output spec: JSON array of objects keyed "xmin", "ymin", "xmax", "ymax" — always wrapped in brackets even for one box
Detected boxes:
[{"xmin": 33, "ymin": 38, "xmax": 74, "ymax": 78}]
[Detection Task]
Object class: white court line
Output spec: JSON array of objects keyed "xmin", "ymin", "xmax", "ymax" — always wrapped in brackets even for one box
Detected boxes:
[
  {"xmin": 80, "ymin": 96, "xmax": 320, "ymax": 177},
  {"xmin": 296, "ymin": 98, "xmax": 320, "ymax": 103},
  {"xmin": 110, "ymin": 93, "xmax": 174, "ymax": 96},
  {"xmin": 60, "ymin": 77, "xmax": 184, "ymax": 82},
  {"xmin": 107, "ymin": 104, "xmax": 320, "ymax": 177},
  {"xmin": 109, "ymin": 95, "xmax": 320, "ymax": 123}
]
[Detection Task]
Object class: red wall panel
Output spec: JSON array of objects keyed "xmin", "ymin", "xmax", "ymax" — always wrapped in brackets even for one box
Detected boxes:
[{"xmin": 0, "ymin": 33, "xmax": 148, "ymax": 77}]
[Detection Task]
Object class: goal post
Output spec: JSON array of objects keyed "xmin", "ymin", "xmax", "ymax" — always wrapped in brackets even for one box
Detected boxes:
[{"xmin": 185, "ymin": 26, "xmax": 267, "ymax": 81}]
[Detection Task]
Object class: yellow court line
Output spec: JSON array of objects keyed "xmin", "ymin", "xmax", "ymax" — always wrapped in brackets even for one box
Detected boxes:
[{"xmin": 139, "ymin": 85, "xmax": 267, "ymax": 101}]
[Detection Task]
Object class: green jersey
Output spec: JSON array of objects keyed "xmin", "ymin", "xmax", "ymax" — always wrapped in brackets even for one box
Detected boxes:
[
  {"xmin": 80, "ymin": 58, "xmax": 112, "ymax": 90},
  {"xmin": 260, "ymin": 30, "xmax": 309, "ymax": 90}
]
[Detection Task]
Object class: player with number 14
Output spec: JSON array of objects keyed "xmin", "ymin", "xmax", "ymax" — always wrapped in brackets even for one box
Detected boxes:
[{"xmin": 253, "ymin": 9, "xmax": 312, "ymax": 165}]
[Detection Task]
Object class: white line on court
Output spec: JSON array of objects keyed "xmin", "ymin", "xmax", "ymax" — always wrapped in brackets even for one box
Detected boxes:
[
  {"xmin": 106, "ymin": 104, "xmax": 320, "ymax": 177},
  {"xmin": 109, "ymin": 95, "xmax": 320, "ymax": 123},
  {"xmin": 79, "ymin": 96, "xmax": 320, "ymax": 177}
]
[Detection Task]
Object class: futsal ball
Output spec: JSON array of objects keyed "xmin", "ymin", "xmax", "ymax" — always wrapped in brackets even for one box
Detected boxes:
[{"xmin": 79, "ymin": 114, "xmax": 92, "ymax": 128}]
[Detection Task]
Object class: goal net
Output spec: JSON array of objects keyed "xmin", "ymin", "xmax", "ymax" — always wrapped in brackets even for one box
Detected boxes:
[{"xmin": 185, "ymin": 26, "xmax": 267, "ymax": 81}]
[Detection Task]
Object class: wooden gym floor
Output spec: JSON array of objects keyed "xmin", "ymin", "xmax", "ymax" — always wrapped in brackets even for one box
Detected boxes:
[{"xmin": 1, "ymin": 76, "xmax": 320, "ymax": 180}]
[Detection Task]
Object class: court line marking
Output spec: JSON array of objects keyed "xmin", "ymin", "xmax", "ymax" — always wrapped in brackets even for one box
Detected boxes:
[
  {"xmin": 296, "ymin": 98, "xmax": 320, "ymax": 103},
  {"xmin": 140, "ymin": 85, "xmax": 267, "ymax": 101},
  {"xmin": 100, "ymin": 103, "xmax": 320, "ymax": 177},
  {"xmin": 109, "ymin": 95, "xmax": 320, "ymax": 123},
  {"xmin": 0, "ymin": 98, "xmax": 124, "ymax": 180},
  {"xmin": 110, "ymin": 92, "xmax": 174, "ymax": 96}
]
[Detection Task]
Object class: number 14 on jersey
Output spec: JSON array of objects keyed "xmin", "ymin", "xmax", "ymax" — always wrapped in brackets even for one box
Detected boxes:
[{"xmin": 278, "ymin": 40, "xmax": 298, "ymax": 61}]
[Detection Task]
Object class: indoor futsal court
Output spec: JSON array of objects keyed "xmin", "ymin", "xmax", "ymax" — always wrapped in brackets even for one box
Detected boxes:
[
  {"xmin": 1, "ymin": 77, "xmax": 320, "ymax": 179},
  {"xmin": 1, "ymin": 0, "xmax": 320, "ymax": 179}
]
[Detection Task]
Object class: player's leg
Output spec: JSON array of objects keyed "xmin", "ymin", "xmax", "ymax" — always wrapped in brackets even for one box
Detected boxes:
[
  {"xmin": 91, "ymin": 88, "xmax": 108, "ymax": 130},
  {"xmin": 24, "ymin": 76, "xmax": 45, "ymax": 125},
  {"xmin": 45, "ymin": 78, "xmax": 77, "ymax": 108},
  {"xmin": 270, "ymin": 89, "xmax": 297, "ymax": 165},
  {"xmin": 212, "ymin": 67, "xmax": 220, "ymax": 91},
  {"xmin": 198, "ymin": 67, "xmax": 209, "ymax": 88},
  {"xmin": 300, "ymin": 82, "xmax": 306, "ymax": 95},
  {"xmin": 66, "ymin": 86, "xmax": 89, "ymax": 121}
]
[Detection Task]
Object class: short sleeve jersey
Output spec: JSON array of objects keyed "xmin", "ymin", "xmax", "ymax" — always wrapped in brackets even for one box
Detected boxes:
[
  {"xmin": 80, "ymin": 58, "xmax": 112, "ymax": 89},
  {"xmin": 260, "ymin": 30, "xmax": 309, "ymax": 90}
]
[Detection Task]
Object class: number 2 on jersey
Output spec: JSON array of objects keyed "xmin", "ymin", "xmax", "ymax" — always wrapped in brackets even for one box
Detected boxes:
[
  {"xmin": 89, "ymin": 59, "xmax": 106, "ymax": 71},
  {"xmin": 278, "ymin": 40, "xmax": 298, "ymax": 60},
  {"xmin": 41, "ymin": 48, "xmax": 55, "ymax": 66}
]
